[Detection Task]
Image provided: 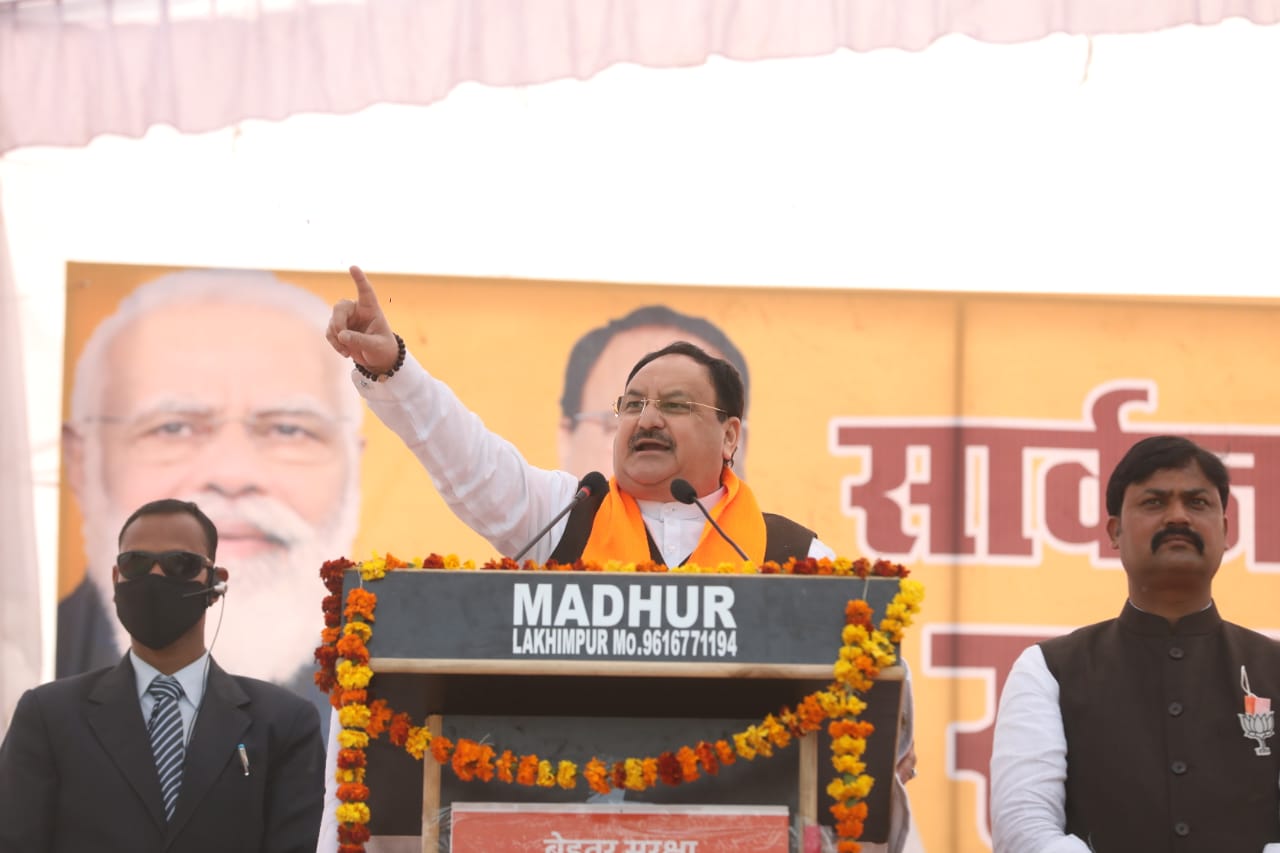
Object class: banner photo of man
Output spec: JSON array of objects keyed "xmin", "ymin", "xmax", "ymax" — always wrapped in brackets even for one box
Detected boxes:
[
  {"xmin": 60, "ymin": 263, "xmax": 1280, "ymax": 853},
  {"xmin": 60, "ymin": 267, "xmax": 364, "ymax": 706}
]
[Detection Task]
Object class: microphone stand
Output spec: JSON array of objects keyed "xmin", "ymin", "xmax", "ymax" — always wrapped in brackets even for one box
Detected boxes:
[
  {"xmin": 512, "ymin": 492, "xmax": 588, "ymax": 562},
  {"xmin": 510, "ymin": 473, "xmax": 608, "ymax": 562},
  {"xmin": 671, "ymin": 478, "xmax": 749, "ymax": 561}
]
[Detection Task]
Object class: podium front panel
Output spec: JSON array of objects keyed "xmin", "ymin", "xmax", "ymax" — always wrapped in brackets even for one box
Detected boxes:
[
  {"xmin": 341, "ymin": 569, "xmax": 908, "ymax": 848},
  {"xmin": 347, "ymin": 569, "xmax": 902, "ymax": 676}
]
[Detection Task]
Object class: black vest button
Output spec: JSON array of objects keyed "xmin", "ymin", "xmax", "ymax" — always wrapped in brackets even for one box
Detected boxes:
[
  {"xmin": 1174, "ymin": 821, "xmax": 1191, "ymax": 836},
  {"xmin": 1168, "ymin": 702, "xmax": 1184, "ymax": 716},
  {"xmin": 1171, "ymin": 760, "xmax": 1188, "ymax": 774},
  {"xmin": 1169, "ymin": 647, "xmax": 1185, "ymax": 660}
]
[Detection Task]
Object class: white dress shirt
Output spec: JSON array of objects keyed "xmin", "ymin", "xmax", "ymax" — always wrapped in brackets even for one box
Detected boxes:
[{"xmin": 130, "ymin": 649, "xmax": 210, "ymax": 746}]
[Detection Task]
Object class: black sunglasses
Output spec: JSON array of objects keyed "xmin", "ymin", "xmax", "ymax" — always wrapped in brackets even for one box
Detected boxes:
[{"xmin": 116, "ymin": 550, "xmax": 211, "ymax": 581}]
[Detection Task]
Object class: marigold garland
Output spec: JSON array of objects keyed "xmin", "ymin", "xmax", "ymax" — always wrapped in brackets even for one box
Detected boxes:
[
  {"xmin": 316, "ymin": 555, "xmax": 923, "ymax": 853},
  {"xmin": 343, "ymin": 551, "xmax": 908, "ymax": 582}
]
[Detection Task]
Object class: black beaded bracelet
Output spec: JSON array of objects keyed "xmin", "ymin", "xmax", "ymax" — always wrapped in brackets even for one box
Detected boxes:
[{"xmin": 354, "ymin": 333, "xmax": 406, "ymax": 382}]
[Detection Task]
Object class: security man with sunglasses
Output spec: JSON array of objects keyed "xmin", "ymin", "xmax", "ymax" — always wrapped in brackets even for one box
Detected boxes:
[{"xmin": 0, "ymin": 498, "xmax": 325, "ymax": 853}]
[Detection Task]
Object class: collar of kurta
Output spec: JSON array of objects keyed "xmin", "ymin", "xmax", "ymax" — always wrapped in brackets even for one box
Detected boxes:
[
  {"xmin": 581, "ymin": 468, "xmax": 765, "ymax": 565},
  {"xmin": 1120, "ymin": 599, "xmax": 1222, "ymax": 635}
]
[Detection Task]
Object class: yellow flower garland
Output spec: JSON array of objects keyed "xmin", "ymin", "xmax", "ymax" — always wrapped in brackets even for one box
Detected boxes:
[{"xmin": 316, "ymin": 556, "xmax": 923, "ymax": 853}]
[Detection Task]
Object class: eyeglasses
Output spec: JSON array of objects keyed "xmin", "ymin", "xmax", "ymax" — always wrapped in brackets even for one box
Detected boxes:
[
  {"xmin": 116, "ymin": 550, "xmax": 212, "ymax": 581},
  {"xmin": 567, "ymin": 411, "xmax": 619, "ymax": 433},
  {"xmin": 612, "ymin": 397, "xmax": 727, "ymax": 418}
]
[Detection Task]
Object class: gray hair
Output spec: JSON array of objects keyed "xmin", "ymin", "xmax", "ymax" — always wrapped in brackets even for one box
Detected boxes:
[{"xmin": 69, "ymin": 268, "xmax": 362, "ymax": 427}]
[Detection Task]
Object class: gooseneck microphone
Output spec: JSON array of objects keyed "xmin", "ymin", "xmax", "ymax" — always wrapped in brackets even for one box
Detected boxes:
[
  {"xmin": 670, "ymin": 478, "xmax": 749, "ymax": 561},
  {"xmin": 511, "ymin": 472, "xmax": 610, "ymax": 561}
]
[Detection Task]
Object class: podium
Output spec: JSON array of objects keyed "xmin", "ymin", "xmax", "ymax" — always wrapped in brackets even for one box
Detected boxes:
[{"xmin": 333, "ymin": 566, "xmax": 909, "ymax": 852}]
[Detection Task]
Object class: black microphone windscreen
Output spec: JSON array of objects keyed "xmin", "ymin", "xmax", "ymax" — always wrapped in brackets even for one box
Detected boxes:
[
  {"xmin": 512, "ymin": 472, "xmax": 609, "ymax": 562},
  {"xmin": 670, "ymin": 478, "xmax": 699, "ymax": 505},
  {"xmin": 579, "ymin": 471, "xmax": 609, "ymax": 498}
]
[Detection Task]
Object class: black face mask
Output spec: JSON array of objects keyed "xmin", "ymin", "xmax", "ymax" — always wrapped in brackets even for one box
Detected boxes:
[{"xmin": 113, "ymin": 574, "xmax": 209, "ymax": 650}]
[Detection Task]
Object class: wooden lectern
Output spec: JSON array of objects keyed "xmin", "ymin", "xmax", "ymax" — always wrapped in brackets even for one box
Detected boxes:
[{"xmin": 342, "ymin": 568, "xmax": 907, "ymax": 851}]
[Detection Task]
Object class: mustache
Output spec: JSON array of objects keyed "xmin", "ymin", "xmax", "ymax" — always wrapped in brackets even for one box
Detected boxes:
[
  {"xmin": 1151, "ymin": 525, "xmax": 1205, "ymax": 554},
  {"xmin": 629, "ymin": 428, "xmax": 674, "ymax": 451},
  {"xmin": 184, "ymin": 491, "xmax": 314, "ymax": 549}
]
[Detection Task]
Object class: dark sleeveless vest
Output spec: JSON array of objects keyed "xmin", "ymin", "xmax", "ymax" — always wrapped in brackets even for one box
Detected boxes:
[
  {"xmin": 1039, "ymin": 603, "xmax": 1280, "ymax": 853},
  {"xmin": 548, "ymin": 487, "xmax": 816, "ymax": 565}
]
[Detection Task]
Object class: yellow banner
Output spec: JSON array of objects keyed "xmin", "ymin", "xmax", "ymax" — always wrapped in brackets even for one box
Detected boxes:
[{"xmin": 61, "ymin": 263, "xmax": 1280, "ymax": 852}]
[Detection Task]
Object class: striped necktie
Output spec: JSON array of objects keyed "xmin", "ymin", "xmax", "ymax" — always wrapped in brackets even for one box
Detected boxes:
[{"xmin": 146, "ymin": 675, "xmax": 186, "ymax": 821}]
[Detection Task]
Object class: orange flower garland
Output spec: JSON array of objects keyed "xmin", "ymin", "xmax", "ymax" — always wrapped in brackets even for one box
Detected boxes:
[
  {"xmin": 351, "ymin": 551, "xmax": 908, "ymax": 580},
  {"xmin": 317, "ymin": 559, "xmax": 381, "ymax": 853},
  {"xmin": 316, "ymin": 556, "xmax": 924, "ymax": 853}
]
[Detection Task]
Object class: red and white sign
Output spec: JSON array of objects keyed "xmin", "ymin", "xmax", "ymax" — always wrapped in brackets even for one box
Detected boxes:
[{"xmin": 449, "ymin": 802, "xmax": 790, "ymax": 853}]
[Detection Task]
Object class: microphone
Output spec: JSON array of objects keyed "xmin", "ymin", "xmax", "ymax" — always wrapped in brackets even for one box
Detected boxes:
[
  {"xmin": 670, "ymin": 478, "xmax": 749, "ymax": 561},
  {"xmin": 511, "ymin": 472, "xmax": 609, "ymax": 561},
  {"xmin": 183, "ymin": 580, "xmax": 228, "ymax": 599}
]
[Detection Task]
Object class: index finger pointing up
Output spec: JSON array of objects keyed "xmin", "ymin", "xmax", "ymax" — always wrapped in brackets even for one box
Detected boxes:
[{"xmin": 349, "ymin": 265, "xmax": 378, "ymax": 305}]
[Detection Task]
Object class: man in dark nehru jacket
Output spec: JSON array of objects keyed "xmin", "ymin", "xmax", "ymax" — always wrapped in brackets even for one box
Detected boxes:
[
  {"xmin": 991, "ymin": 435, "xmax": 1280, "ymax": 853},
  {"xmin": 0, "ymin": 498, "xmax": 324, "ymax": 853}
]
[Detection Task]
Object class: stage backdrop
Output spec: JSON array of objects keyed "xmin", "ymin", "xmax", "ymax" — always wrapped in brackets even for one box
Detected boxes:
[{"xmin": 61, "ymin": 262, "xmax": 1280, "ymax": 853}]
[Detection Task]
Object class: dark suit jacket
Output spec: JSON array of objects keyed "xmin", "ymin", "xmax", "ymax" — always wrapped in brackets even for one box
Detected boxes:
[
  {"xmin": 57, "ymin": 578, "xmax": 333, "ymax": 739},
  {"xmin": 0, "ymin": 655, "xmax": 325, "ymax": 853}
]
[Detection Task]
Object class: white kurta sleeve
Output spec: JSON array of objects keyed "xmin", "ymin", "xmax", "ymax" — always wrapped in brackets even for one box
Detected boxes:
[
  {"xmin": 990, "ymin": 645, "xmax": 1091, "ymax": 853},
  {"xmin": 354, "ymin": 353, "xmax": 579, "ymax": 563}
]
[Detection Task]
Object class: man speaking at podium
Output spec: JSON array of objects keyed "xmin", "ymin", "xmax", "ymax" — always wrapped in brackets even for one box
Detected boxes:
[
  {"xmin": 325, "ymin": 266, "xmax": 834, "ymax": 568},
  {"xmin": 319, "ymin": 266, "xmax": 917, "ymax": 853}
]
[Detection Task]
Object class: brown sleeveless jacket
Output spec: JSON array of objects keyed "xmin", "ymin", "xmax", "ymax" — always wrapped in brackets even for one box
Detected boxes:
[
  {"xmin": 1040, "ymin": 603, "xmax": 1280, "ymax": 852},
  {"xmin": 548, "ymin": 487, "xmax": 816, "ymax": 565}
]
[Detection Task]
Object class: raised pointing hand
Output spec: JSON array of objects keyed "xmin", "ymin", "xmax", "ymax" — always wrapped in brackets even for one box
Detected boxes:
[{"xmin": 326, "ymin": 265, "xmax": 400, "ymax": 374}]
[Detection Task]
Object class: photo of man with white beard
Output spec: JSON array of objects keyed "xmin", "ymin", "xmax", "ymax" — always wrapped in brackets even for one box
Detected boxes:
[{"xmin": 57, "ymin": 268, "xmax": 363, "ymax": 705}]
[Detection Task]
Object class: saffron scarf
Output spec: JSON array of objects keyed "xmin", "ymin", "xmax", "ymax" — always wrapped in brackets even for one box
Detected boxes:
[{"xmin": 580, "ymin": 469, "xmax": 766, "ymax": 565}]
